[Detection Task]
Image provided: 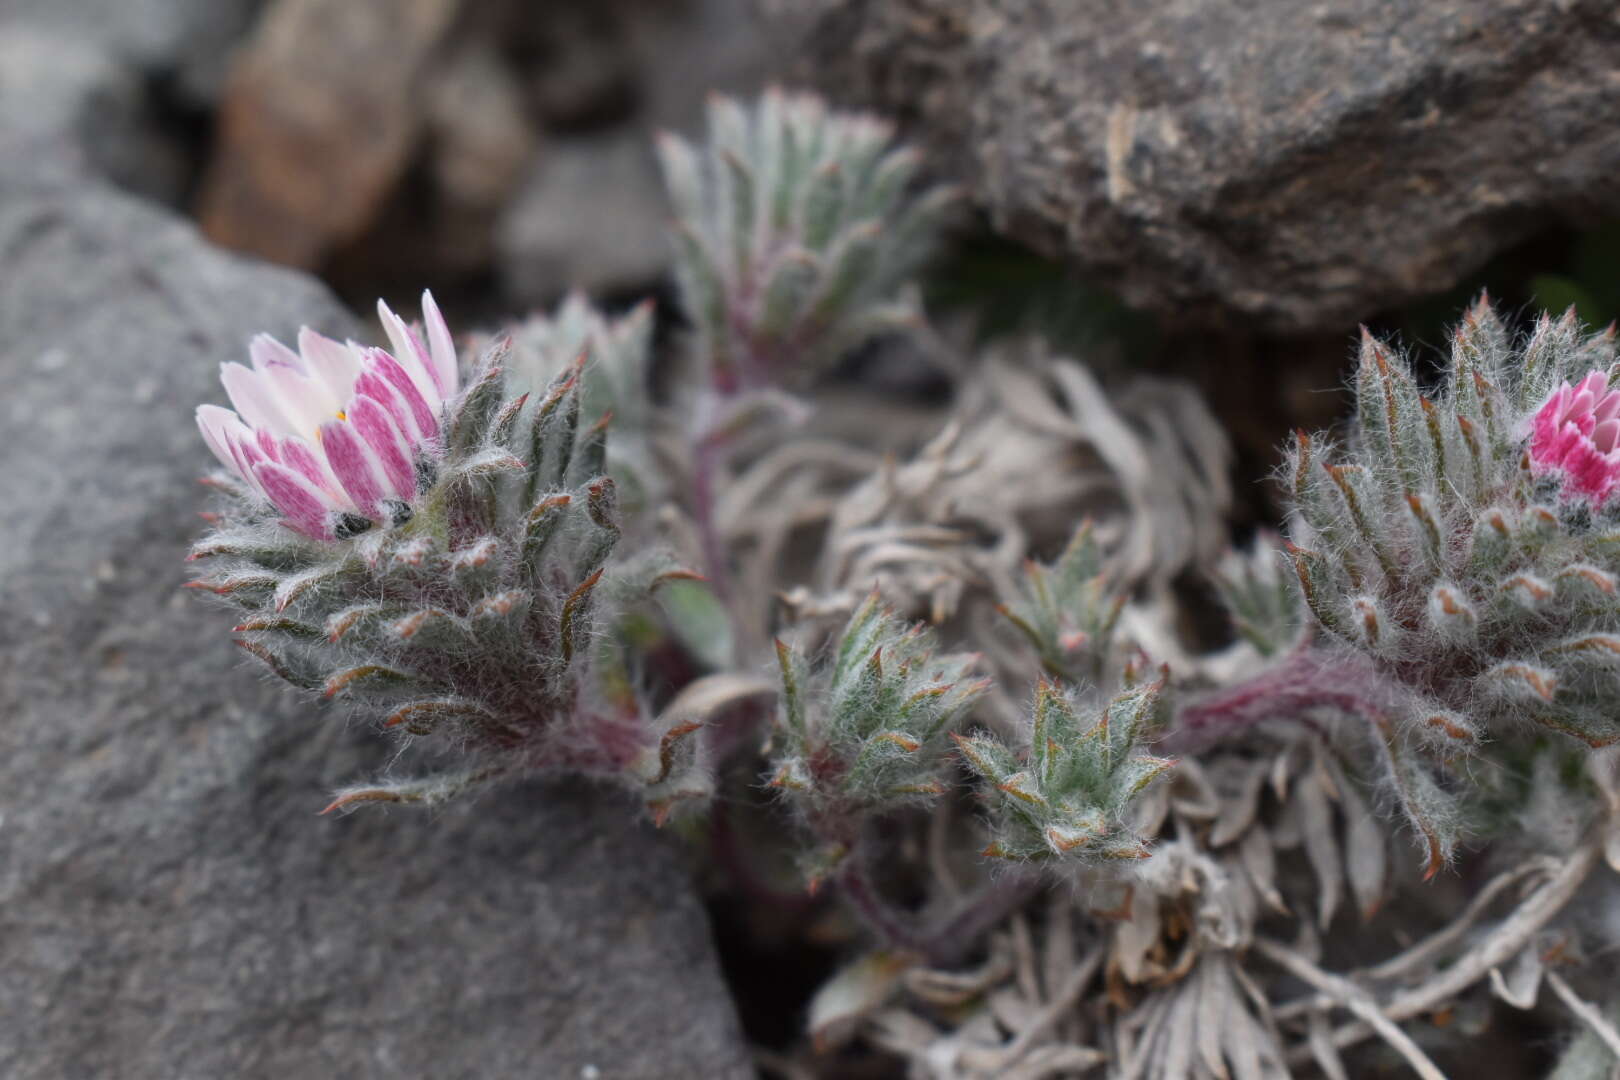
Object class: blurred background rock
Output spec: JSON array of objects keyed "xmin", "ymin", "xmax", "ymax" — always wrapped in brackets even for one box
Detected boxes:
[
  {"xmin": 9, "ymin": 0, "xmax": 1616, "ymax": 515},
  {"xmin": 191, "ymin": 0, "xmax": 773, "ymax": 318}
]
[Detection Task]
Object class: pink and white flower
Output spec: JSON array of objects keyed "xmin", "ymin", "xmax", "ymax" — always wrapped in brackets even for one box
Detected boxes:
[
  {"xmin": 1529, "ymin": 369, "xmax": 1620, "ymax": 506},
  {"xmin": 197, "ymin": 291, "xmax": 461, "ymax": 539}
]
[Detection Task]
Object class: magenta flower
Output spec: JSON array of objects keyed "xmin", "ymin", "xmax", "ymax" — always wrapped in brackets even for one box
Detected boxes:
[
  {"xmin": 1529, "ymin": 369, "xmax": 1620, "ymax": 506},
  {"xmin": 196, "ymin": 291, "xmax": 460, "ymax": 539}
]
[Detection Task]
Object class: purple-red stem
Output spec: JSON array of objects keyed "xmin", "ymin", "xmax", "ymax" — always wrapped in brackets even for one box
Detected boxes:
[
  {"xmin": 1169, "ymin": 644, "xmax": 1390, "ymax": 753},
  {"xmin": 711, "ymin": 802, "xmax": 818, "ymax": 914},
  {"xmin": 690, "ymin": 433, "xmax": 734, "ymax": 607},
  {"xmin": 834, "ymin": 856, "xmax": 929, "ymax": 956},
  {"xmin": 836, "ymin": 849, "xmax": 1044, "ymax": 968}
]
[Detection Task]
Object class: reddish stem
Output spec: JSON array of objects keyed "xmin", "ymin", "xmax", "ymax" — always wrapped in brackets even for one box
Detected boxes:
[
  {"xmin": 1169, "ymin": 644, "xmax": 1395, "ymax": 753},
  {"xmin": 835, "ymin": 843, "xmax": 1044, "ymax": 968},
  {"xmin": 690, "ymin": 433, "xmax": 734, "ymax": 606}
]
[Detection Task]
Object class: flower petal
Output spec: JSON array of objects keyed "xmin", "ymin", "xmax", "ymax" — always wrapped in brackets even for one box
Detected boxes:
[
  {"xmin": 318, "ymin": 419, "xmax": 387, "ymax": 517},
  {"xmin": 377, "ymin": 299, "xmax": 442, "ymax": 410},
  {"xmin": 348, "ymin": 395, "xmax": 416, "ymax": 497},
  {"xmin": 253, "ymin": 461, "xmax": 338, "ymax": 539},
  {"xmin": 421, "ymin": 289, "xmax": 459, "ymax": 398},
  {"xmin": 255, "ymin": 427, "xmax": 283, "ymax": 464},
  {"xmin": 196, "ymin": 404, "xmax": 248, "ymax": 474},
  {"xmin": 354, "ymin": 366, "xmax": 420, "ymax": 443},
  {"xmin": 1568, "ymin": 388, "xmax": 1597, "ymax": 425},
  {"xmin": 363, "ymin": 347, "xmax": 439, "ymax": 442},
  {"xmin": 220, "ymin": 362, "xmax": 296, "ymax": 435},
  {"xmin": 224, "ymin": 427, "xmax": 265, "ymax": 493},
  {"xmin": 249, "ymin": 333, "xmax": 306, "ymax": 374},
  {"xmin": 262, "ymin": 363, "xmax": 341, "ymax": 437},
  {"xmin": 279, "ymin": 434, "xmax": 340, "ymax": 495},
  {"xmin": 1597, "ymin": 391, "xmax": 1620, "ymax": 426},
  {"xmin": 1594, "ymin": 418, "xmax": 1620, "ymax": 454},
  {"xmin": 298, "ymin": 327, "xmax": 363, "ymax": 404}
]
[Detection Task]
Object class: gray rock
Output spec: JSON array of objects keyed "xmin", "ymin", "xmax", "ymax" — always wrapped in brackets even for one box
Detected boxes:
[
  {"xmin": 0, "ymin": 161, "xmax": 751, "ymax": 1079},
  {"xmin": 627, "ymin": 0, "xmax": 773, "ymax": 131},
  {"xmin": 496, "ymin": 0, "xmax": 775, "ymax": 307},
  {"xmin": 0, "ymin": 0, "xmax": 262, "ymax": 105},
  {"xmin": 0, "ymin": 24, "xmax": 188, "ymax": 201},
  {"xmin": 770, "ymin": 0, "xmax": 1620, "ymax": 331},
  {"xmin": 498, "ymin": 130, "xmax": 672, "ymax": 305}
]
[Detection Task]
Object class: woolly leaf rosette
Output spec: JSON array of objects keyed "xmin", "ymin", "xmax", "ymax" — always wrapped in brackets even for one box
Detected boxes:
[
  {"xmin": 957, "ymin": 679, "xmax": 1174, "ymax": 863},
  {"xmin": 657, "ymin": 89, "xmax": 956, "ymax": 391},
  {"xmin": 770, "ymin": 592, "xmax": 989, "ymax": 884}
]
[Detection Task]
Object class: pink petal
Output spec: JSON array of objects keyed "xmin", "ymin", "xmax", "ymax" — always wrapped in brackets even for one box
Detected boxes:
[
  {"xmin": 354, "ymin": 367, "xmax": 421, "ymax": 443},
  {"xmin": 279, "ymin": 435, "xmax": 338, "ymax": 494},
  {"xmin": 253, "ymin": 461, "xmax": 337, "ymax": 539},
  {"xmin": 223, "ymin": 429, "xmax": 262, "ymax": 492},
  {"xmin": 421, "ymin": 289, "xmax": 459, "ymax": 398},
  {"xmin": 1595, "ymin": 419, "xmax": 1620, "ymax": 454},
  {"xmin": 363, "ymin": 347, "xmax": 439, "ymax": 442},
  {"xmin": 267, "ymin": 363, "xmax": 343, "ymax": 434},
  {"xmin": 318, "ymin": 419, "xmax": 386, "ymax": 517},
  {"xmin": 377, "ymin": 299, "xmax": 442, "ymax": 410},
  {"xmin": 1547, "ymin": 385, "xmax": 1574, "ymax": 423},
  {"xmin": 348, "ymin": 395, "xmax": 416, "ymax": 497},
  {"xmin": 1596, "ymin": 392, "xmax": 1620, "ymax": 426},
  {"xmin": 255, "ymin": 427, "xmax": 283, "ymax": 464},
  {"xmin": 1531, "ymin": 397, "xmax": 1569, "ymax": 467},
  {"xmin": 1564, "ymin": 443, "xmax": 1612, "ymax": 500},
  {"xmin": 1567, "ymin": 389, "xmax": 1597, "ymax": 424},
  {"xmin": 1554, "ymin": 423, "xmax": 1589, "ymax": 468},
  {"xmin": 1578, "ymin": 370, "xmax": 1608, "ymax": 401}
]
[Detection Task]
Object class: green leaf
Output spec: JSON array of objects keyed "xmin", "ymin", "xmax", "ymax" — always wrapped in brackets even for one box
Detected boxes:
[{"xmin": 659, "ymin": 579, "xmax": 734, "ymax": 672}]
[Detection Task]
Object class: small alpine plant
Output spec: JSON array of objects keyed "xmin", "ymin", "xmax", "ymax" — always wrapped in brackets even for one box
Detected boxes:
[
  {"xmin": 954, "ymin": 677, "xmax": 1174, "ymax": 863},
  {"xmin": 1186, "ymin": 299, "xmax": 1620, "ymax": 873},
  {"xmin": 770, "ymin": 592, "xmax": 990, "ymax": 887},
  {"xmin": 189, "ymin": 292, "xmax": 706, "ymax": 815},
  {"xmin": 657, "ymin": 88, "xmax": 956, "ymax": 392}
]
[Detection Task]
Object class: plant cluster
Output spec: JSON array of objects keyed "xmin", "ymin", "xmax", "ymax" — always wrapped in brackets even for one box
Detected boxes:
[
  {"xmin": 1188, "ymin": 304, "xmax": 1620, "ymax": 875},
  {"xmin": 189, "ymin": 91, "xmax": 1620, "ymax": 1078}
]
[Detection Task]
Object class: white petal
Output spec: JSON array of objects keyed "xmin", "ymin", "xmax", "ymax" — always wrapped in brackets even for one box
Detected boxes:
[
  {"xmin": 421, "ymin": 289, "xmax": 459, "ymax": 397},
  {"xmin": 195, "ymin": 404, "xmax": 256, "ymax": 483},
  {"xmin": 298, "ymin": 327, "xmax": 363, "ymax": 404},
  {"xmin": 220, "ymin": 362, "xmax": 296, "ymax": 435},
  {"xmin": 264, "ymin": 363, "xmax": 341, "ymax": 439},
  {"xmin": 249, "ymin": 333, "xmax": 306, "ymax": 374}
]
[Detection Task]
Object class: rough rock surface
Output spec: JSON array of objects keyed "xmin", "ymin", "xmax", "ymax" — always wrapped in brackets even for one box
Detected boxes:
[
  {"xmin": 0, "ymin": 157, "xmax": 751, "ymax": 1078},
  {"xmin": 771, "ymin": 0, "xmax": 1620, "ymax": 330}
]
